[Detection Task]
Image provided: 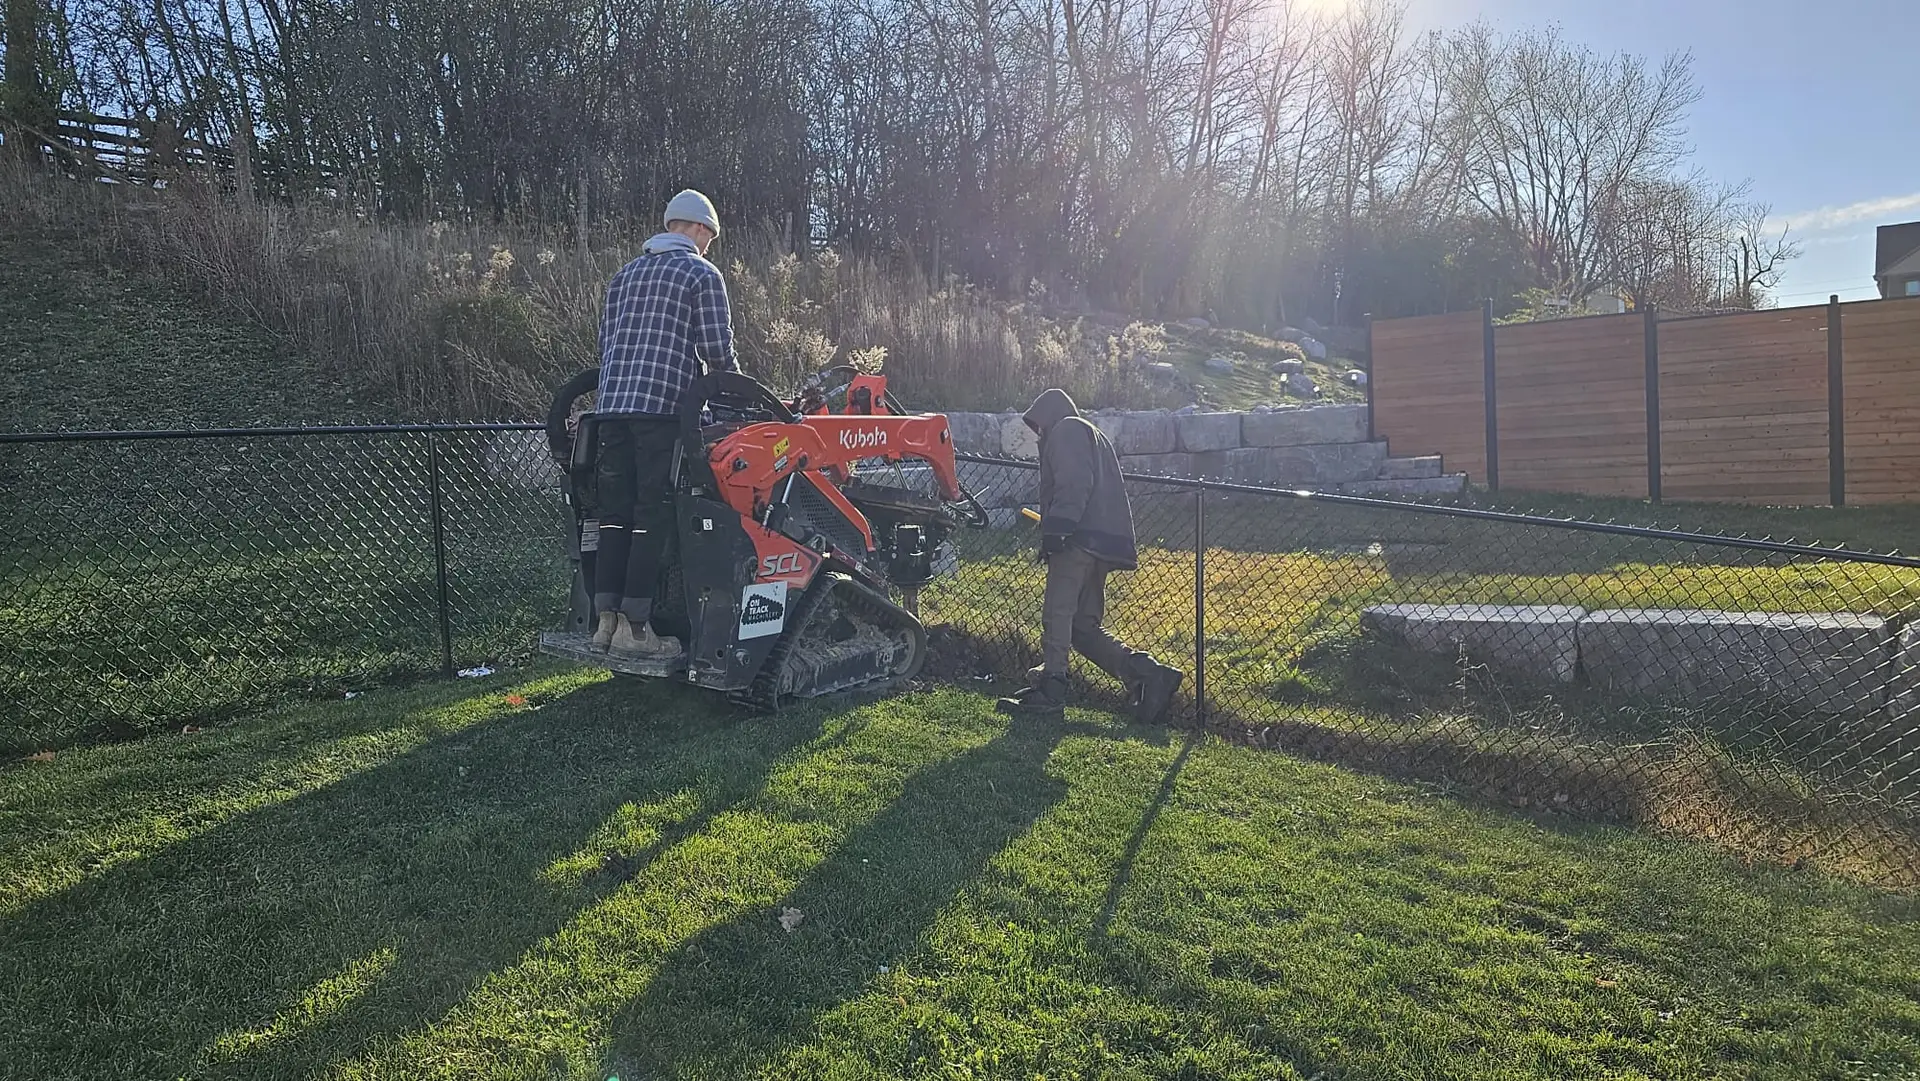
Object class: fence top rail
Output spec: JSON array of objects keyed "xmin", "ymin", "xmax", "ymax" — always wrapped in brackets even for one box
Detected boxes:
[
  {"xmin": 955, "ymin": 453, "xmax": 1920, "ymax": 570},
  {"xmin": 0, "ymin": 422, "xmax": 545, "ymax": 444}
]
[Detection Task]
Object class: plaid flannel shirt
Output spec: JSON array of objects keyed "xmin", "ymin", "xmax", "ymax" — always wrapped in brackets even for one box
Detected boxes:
[{"xmin": 597, "ymin": 246, "xmax": 739, "ymax": 415}]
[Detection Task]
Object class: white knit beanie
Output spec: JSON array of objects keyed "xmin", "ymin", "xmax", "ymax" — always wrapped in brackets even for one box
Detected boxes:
[{"xmin": 664, "ymin": 189, "xmax": 720, "ymax": 234}]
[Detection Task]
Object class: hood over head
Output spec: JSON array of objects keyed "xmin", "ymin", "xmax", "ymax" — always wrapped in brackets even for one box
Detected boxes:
[
  {"xmin": 641, "ymin": 231, "xmax": 701, "ymax": 256},
  {"xmin": 1022, "ymin": 388, "xmax": 1080, "ymax": 435}
]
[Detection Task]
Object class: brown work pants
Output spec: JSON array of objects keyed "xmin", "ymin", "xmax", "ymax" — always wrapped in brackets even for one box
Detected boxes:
[{"xmin": 1041, "ymin": 546, "xmax": 1146, "ymax": 685}]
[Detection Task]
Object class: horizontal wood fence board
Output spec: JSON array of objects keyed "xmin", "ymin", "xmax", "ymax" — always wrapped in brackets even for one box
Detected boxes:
[
  {"xmin": 1370, "ymin": 296, "xmax": 1919, "ymax": 506},
  {"xmin": 1495, "ymin": 315, "xmax": 1647, "ymax": 497},
  {"xmin": 1370, "ymin": 310, "xmax": 1487, "ymax": 480},
  {"xmin": 1841, "ymin": 300, "xmax": 1920, "ymax": 503},
  {"xmin": 1659, "ymin": 308, "xmax": 1829, "ymax": 504}
]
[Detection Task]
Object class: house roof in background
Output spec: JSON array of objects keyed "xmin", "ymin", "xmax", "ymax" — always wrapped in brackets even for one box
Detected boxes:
[
  {"xmin": 1877, "ymin": 222, "xmax": 1920, "ymax": 278},
  {"xmin": 1886, "ymin": 247, "xmax": 1920, "ymax": 282}
]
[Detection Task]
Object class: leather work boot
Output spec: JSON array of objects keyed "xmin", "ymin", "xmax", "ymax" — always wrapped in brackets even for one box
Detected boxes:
[
  {"xmin": 1132, "ymin": 658, "xmax": 1185, "ymax": 724},
  {"xmin": 609, "ymin": 615, "xmax": 683, "ymax": 661},
  {"xmin": 996, "ymin": 674, "xmax": 1068, "ymax": 721},
  {"xmin": 589, "ymin": 610, "xmax": 619, "ymax": 651}
]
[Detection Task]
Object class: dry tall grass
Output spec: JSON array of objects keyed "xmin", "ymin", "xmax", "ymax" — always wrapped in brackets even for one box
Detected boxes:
[{"xmin": 0, "ymin": 168, "xmax": 1173, "ymax": 419}]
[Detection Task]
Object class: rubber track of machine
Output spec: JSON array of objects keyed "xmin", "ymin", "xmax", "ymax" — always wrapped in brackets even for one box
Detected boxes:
[
  {"xmin": 730, "ymin": 571, "xmax": 846, "ymax": 714},
  {"xmin": 731, "ymin": 572, "xmax": 927, "ymax": 713}
]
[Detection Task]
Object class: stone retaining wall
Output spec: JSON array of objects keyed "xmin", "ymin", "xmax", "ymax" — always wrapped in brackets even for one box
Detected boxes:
[
  {"xmin": 944, "ymin": 403, "xmax": 1464, "ymax": 498},
  {"xmin": 490, "ymin": 402, "xmax": 1464, "ymax": 500},
  {"xmin": 1364, "ymin": 603, "xmax": 1906, "ymax": 721}
]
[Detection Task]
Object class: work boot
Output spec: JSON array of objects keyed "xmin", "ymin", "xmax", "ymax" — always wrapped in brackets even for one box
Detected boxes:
[
  {"xmin": 996, "ymin": 674, "xmax": 1068, "ymax": 721},
  {"xmin": 1132, "ymin": 657, "xmax": 1185, "ymax": 724},
  {"xmin": 609, "ymin": 615, "xmax": 682, "ymax": 661},
  {"xmin": 589, "ymin": 611, "xmax": 619, "ymax": 651}
]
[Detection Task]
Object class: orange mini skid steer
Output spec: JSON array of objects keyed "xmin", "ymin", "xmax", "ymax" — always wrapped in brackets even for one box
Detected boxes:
[{"xmin": 539, "ymin": 366, "xmax": 989, "ymax": 710}]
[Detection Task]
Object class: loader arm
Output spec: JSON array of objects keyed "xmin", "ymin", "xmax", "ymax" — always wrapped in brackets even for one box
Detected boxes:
[{"xmin": 707, "ymin": 413, "xmax": 964, "ymax": 524}]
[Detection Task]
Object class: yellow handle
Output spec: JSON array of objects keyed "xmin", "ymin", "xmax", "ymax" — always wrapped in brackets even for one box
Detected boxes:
[{"xmin": 1020, "ymin": 507, "xmax": 1041, "ymax": 523}]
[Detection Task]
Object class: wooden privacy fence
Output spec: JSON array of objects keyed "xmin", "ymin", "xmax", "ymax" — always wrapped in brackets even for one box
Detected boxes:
[{"xmin": 1368, "ymin": 296, "xmax": 1920, "ymax": 505}]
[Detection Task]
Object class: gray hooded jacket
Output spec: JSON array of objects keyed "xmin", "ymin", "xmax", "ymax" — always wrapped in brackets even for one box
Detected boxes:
[{"xmin": 1023, "ymin": 388, "xmax": 1138, "ymax": 569}]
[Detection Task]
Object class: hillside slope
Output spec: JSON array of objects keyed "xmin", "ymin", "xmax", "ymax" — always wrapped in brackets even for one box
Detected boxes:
[{"xmin": 0, "ymin": 227, "xmax": 368, "ymax": 433}]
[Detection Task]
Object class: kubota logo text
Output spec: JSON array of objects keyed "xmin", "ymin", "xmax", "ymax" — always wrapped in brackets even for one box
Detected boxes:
[{"xmin": 839, "ymin": 428, "xmax": 889, "ymax": 450}]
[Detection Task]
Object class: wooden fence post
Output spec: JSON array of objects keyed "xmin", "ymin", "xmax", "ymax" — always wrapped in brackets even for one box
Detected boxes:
[
  {"xmin": 1644, "ymin": 304, "xmax": 1662, "ymax": 503},
  {"xmin": 1482, "ymin": 298, "xmax": 1499, "ymax": 491},
  {"xmin": 1829, "ymin": 295, "xmax": 1846, "ymax": 507}
]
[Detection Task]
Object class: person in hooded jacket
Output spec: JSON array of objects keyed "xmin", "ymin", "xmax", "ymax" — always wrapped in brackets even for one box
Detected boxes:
[
  {"xmin": 998, "ymin": 388, "xmax": 1186, "ymax": 722},
  {"xmin": 589, "ymin": 189, "xmax": 739, "ymax": 660}
]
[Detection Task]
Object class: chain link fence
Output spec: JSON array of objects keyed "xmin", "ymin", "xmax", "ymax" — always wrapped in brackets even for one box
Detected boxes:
[
  {"xmin": 3, "ymin": 429, "xmax": 1916, "ymax": 887},
  {"xmin": 0, "ymin": 425, "xmax": 569, "ymax": 751}
]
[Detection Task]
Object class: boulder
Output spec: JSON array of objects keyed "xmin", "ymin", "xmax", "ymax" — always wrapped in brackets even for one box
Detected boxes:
[
  {"xmin": 1344, "ymin": 369, "xmax": 1368, "ymax": 386},
  {"xmin": 1297, "ymin": 335, "xmax": 1329, "ymax": 360},
  {"xmin": 1225, "ymin": 441, "xmax": 1387, "ymax": 486},
  {"xmin": 1578, "ymin": 610, "xmax": 1892, "ymax": 716},
  {"xmin": 1181, "ymin": 317, "xmax": 1211, "ymax": 330},
  {"xmin": 944, "ymin": 412, "xmax": 1003, "ymax": 456},
  {"xmin": 1378, "ymin": 455, "xmax": 1442, "ymax": 480},
  {"xmin": 1271, "ymin": 358, "xmax": 1306, "ymax": 376},
  {"xmin": 1880, "ymin": 625, "xmax": 1920, "ymax": 756},
  {"xmin": 1089, "ymin": 410, "xmax": 1176, "ymax": 455},
  {"xmin": 1142, "ymin": 360, "xmax": 1180, "ymax": 380},
  {"xmin": 1241, "ymin": 404, "xmax": 1368, "ymax": 447},
  {"xmin": 1362, "ymin": 604, "xmax": 1587, "ymax": 683},
  {"xmin": 1281, "ymin": 373, "xmax": 1320, "ymax": 399},
  {"xmin": 1000, "ymin": 414, "xmax": 1041, "ymax": 459},
  {"xmin": 1174, "ymin": 411, "xmax": 1242, "ymax": 452},
  {"xmin": 1204, "ymin": 354, "xmax": 1236, "ymax": 375}
]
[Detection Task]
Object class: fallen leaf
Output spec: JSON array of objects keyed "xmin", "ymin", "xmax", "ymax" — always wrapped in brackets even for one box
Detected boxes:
[
  {"xmin": 24, "ymin": 751, "xmax": 55, "ymax": 764},
  {"xmin": 182, "ymin": 725, "xmax": 203, "ymax": 735},
  {"xmin": 505, "ymin": 694, "xmax": 528, "ymax": 707},
  {"xmin": 1596, "ymin": 978, "xmax": 1619, "ymax": 989},
  {"xmin": 778, "ymin": 907, "xmax": 805, "ymax": 933}
]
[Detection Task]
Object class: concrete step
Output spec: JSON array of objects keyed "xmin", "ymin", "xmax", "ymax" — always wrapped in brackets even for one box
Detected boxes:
[
  {"xmin": 1379, "ymin": 455, "xmax": 1443, "ymax": 480},
  {"xmin": 1336, "ymin": 474, "xmax": 1466, "ymax": 497}
]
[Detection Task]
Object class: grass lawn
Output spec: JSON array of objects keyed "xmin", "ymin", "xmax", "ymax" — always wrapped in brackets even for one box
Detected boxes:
[
  {"xmin": 0, "ymin": 225, "xmax": 371, "ymax": 433},
  {"xmin": 1, "ymin": 665, "xmax": 1915, "ymax": 1081}
]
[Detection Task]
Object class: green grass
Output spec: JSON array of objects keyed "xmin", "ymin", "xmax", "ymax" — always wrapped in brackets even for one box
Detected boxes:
[
  {"xmin": 1154, "ymin": 324, "xmax": 1365, "ymax": 411},
  {"xmin": 0, "ymin": 225, "xmax": 371, "ymax": 432},
  {"xmin": 0, "ymin": 437, "xmax": 570, "ymax": 753},
  {"xmin": 0, "ymin": 667, "xmax": 1914, "ymax": 1080},
  {"xmin": 928, "ymin": 506, "xmax": 1920, "ymax": 886}
]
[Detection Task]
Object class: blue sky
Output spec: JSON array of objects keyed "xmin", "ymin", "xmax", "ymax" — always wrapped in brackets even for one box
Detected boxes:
[{"xmin": 1405, "ymin": 0, "xmax": 1919, "ymax": 303}]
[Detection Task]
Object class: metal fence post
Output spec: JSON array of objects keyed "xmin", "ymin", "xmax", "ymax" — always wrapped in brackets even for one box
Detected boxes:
[
  {"xmin": 427, "ymin": 429, "xmax": 455, "ymax": 678},
  {"xmin": 1193, "ymin": 488, "xmax": 1206, "ymax": 728}
]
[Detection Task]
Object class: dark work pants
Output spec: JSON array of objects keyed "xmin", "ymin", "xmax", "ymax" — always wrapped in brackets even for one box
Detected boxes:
[
  {"xmin": 593, "ymin": 416, "xmax": 680, "ymax": 624},
  {"xmin": 1040, "ymin": 545, "xmax": 1147, "ymax": 685}
]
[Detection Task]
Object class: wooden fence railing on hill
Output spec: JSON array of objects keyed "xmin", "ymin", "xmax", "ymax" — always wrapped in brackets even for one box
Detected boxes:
[
  {"xmin": 1, "ymin": 112, "xmax": 236, "ymax": 184},
  {"xmin": 1368, "ymin": 295, "xmax": 1920, "ymax": 506}
]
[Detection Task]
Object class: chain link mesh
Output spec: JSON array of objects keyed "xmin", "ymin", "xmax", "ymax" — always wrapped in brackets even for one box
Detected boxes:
[
  {"xmin": 932, "ymin": 456, "xmax": 1920, "ymax": 889},
  {"xmin": 3, "ymin": 433, "xmax": 1915, "ymax": 886},
  {"xmin": 0, "ymin": 427, "xmax": 568, "ymax": 751}
]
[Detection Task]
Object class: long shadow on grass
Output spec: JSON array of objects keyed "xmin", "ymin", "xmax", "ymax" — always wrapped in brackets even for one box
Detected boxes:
[
  {"xmin": 0, "ymin": 678, "xmax": 828, "ymax": 1081},
  {"xmin": 598, "ymin": 716, "xmax": 1073, "ymax": 1079}
]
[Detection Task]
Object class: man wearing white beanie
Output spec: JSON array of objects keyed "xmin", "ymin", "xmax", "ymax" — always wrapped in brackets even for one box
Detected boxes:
[{"xmin": 591, "ymin": 188, "xmax": 739, "ymax": 660}]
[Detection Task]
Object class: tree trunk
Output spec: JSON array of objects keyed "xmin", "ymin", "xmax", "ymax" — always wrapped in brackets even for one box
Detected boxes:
[{"xmin": 4, "ymin": 0, "xmax": 46, "ymax": 165}]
